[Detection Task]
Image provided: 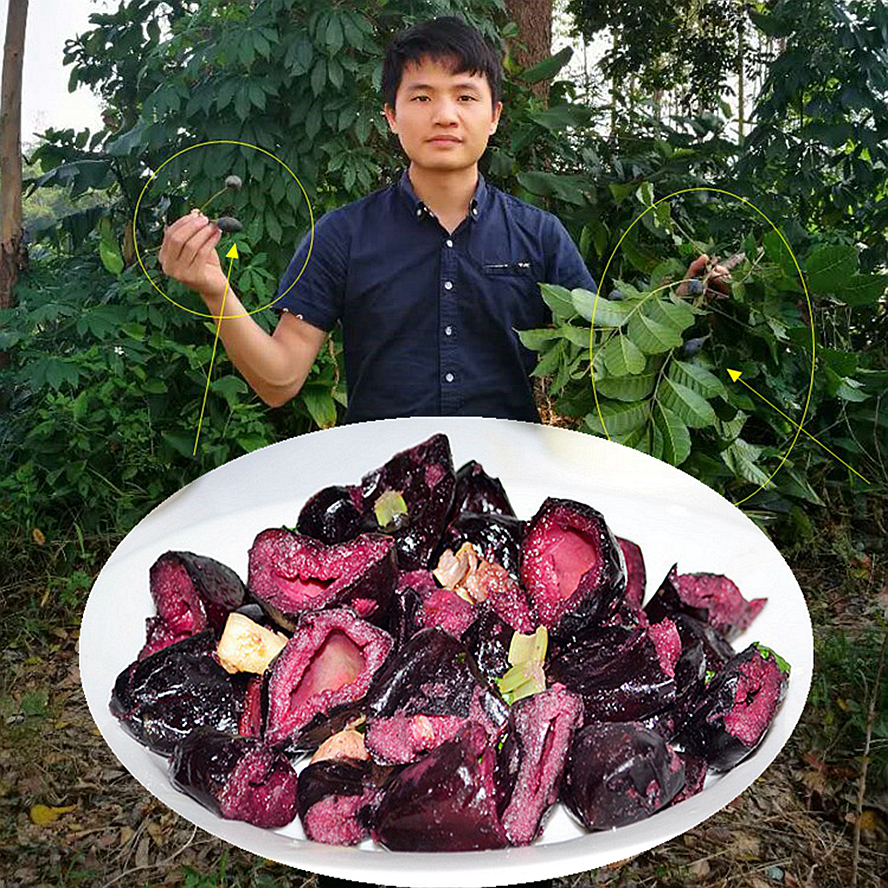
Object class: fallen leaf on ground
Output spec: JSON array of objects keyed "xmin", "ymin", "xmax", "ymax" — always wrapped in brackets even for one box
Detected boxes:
[{"xmin": 30, "ymin": 803, "xmax": 76, "ymax": 825}]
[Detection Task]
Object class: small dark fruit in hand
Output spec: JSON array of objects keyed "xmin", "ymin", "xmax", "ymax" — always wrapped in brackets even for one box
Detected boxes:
[
  {"xmin": 225, "ymin": 175, "xmax": 243, "ymax": 191},
  {"xmin": 215, "ymin": 216, "xmax": 242, "ymax": 233},
  {"xmin": 687, "ymin": 279, "xmax": 704, "ymax": 296}
]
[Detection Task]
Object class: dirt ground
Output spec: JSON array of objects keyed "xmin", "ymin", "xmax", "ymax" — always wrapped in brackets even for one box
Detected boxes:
[{"xmin": 1, "ymin": 557, "xmax": 886, "ymax": 888}]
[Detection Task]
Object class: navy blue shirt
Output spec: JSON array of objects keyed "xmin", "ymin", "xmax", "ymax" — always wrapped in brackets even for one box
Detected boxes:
[{"xmin": 273, "ymin": 168, "xmax": 597, "ymax": 423}]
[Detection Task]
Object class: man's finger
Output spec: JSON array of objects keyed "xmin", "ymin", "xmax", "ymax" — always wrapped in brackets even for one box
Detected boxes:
[{"xmin": 180, "ymin": 220, "xmax": 220, "ymax": 265}]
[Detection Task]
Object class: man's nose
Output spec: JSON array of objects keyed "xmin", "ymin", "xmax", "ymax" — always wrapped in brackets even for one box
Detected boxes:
[{"xmin": 431, "ymin": 98, "xmax": 461, "ymax": 123}]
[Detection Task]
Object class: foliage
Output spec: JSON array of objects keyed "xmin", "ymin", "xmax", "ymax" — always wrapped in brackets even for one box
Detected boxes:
[
  {"xmin": 522, "ymin": 198, "xmax": 886, "ymax": 506},
  {"xmin": 565, "ymin": 0, "xmax": 761, "ymax": 110},
  {"xmin": 0, "ymin": 249, "xmax": 342, "ymax": 544}
]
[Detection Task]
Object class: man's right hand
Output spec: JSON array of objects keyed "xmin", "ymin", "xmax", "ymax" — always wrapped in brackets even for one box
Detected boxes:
[{"xmin": 158, "ymin": 210, "xmax": 229, "ymax": 300}]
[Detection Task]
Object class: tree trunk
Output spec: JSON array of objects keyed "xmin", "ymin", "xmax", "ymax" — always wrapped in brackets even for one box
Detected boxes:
[
  {"xmin": 0, "ymin": 0, "xmax": 28, "ymax": 370},
  {"xmin": 504, "ymin": 0, "xmax": 552, "ymax": 103},
  {"xmin": 737, "ymin": 18, "xmax": 745, "ymax": 142}
]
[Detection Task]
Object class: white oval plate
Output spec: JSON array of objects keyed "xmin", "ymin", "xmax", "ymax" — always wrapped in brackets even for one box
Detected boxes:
[{"xmin": 80, "ymin": 416, "xmax": 812, "ymax": 887}]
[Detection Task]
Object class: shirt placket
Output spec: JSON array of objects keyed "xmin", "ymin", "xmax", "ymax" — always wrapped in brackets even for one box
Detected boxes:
[{"xmin": 439, "ymin": 226, "xmax": 460, "ymax": 413}]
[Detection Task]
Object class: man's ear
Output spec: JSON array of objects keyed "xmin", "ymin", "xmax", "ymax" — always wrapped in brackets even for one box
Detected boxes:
[
  {"xmin": 383, "ymin": 103, "xmax": 397, "ymax": 133},
  {"xmin": 490, "ymin": 100, "xmax": 503, "ymax": 135}
]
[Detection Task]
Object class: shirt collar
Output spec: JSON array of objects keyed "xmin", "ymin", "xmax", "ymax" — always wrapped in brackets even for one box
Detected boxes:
[{"xmin": 398, "ymin": 168, "xmax": 487, "ymax": 223}]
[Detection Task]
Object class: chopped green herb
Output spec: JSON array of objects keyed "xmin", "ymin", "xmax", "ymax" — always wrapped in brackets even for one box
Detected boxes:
[
  {"xmin": 374, "ymin": 490, "xmax": 408, "ymax": 528},
  {"xmin": 704, "ymin": 669, "xmax": 716, "ymax": 685},
  {"xmin": 753, "ymin": 642, "xmax": 791, "ymax": 675}
]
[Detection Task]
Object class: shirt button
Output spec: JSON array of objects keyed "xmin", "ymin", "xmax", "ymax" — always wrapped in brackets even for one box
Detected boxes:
[
  {"xmin": 444, "ymin": 280, "xmax": 453, "ymax": 290},
  {"xmin": 416, "ymin": 208, "xmax": 422, "ymax": 217},
  {"xmin": 444, "ymin": 325, "xmax": 453, "ymax": 336},
  {"xmin": 445, "ymin": 372, "xmax": 454, "ymax": 383},
  {"xmin": 446, "ymin": 239, "xmax": 453, "ymax": 248}
]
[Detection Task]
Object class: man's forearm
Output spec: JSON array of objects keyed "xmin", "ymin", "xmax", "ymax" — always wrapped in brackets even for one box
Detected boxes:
[{"xmin": 199, "ymin": 282, "xmax": 315, "ymax": 406}]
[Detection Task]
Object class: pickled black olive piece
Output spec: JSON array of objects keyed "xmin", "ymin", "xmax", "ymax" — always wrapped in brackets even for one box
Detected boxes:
[
  {"xmin": 438, "ymin": 511, "xmax": 526, "ymax": 582},
  {"xmin": 359, "ymin": 433, "xmax": 456, "ymax": 570},
  {"xmin": 110, "ymin": 631, "xmax": 250, "ymax": 756},
  {"xmin": 561, "ymin": 722, "xmax": 686, "ymax": 830},
  {"xmin": 644, "ymin": 564, "xmax": 766, "ymax": 641},
  {"xmin": 461, "ymin": 605, "xmax": 513, "ymax": 683},
  {"xmin": 296, "ymin": 484, "xmax": 364, "ymax": 545},
  {"xmin": 521, "ymin": 497, "xmax": 626, "ymax": 635},
  {"xmin": 170, "ymin": 727, "xmax": 298, "ymax": 828},
  {"xmin": 547, "ymin": 624, "xmax": 676, "ymax": 723},
  {"xmin": 372, "ymin": 723, "xmax": 508, "ymax": 851},
  {"xmin": 494, "ymin": 685, "xmax": 584, "ymax": 845},
  {"xmin": 297, "ymin": 757, "xmax": 385, "ymax": 845},
  {"xmin": 264, "ymin": 608, "xmax": 393, "ymax": 750},
  {"xmin": 248, "ymin": 529, "xmax": 397, "ymax": 629},
  {"xmin": 139, "ymin": 551, "xmax": 246, "ymax": 659},
  {"xmin": 363, "ymin": 627, "xmax": 508, "ymax": 765},
  {"xmin": 671, "ymin": 612, "xmax": 737, "ymax": 674},
  {"xmin": 674, "ymin": 643, "xmax": 790, "ymax": 772},
  {"xmin": 617, "ymin": 536, "xmax": 646, "ymax": 611},
  {"xmin": 451, "ymin": 460, "xmax": 516, "ymax": 517}
]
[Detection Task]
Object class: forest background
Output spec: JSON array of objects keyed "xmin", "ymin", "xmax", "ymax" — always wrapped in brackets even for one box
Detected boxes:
[{"xmin": 0, "ymin": 0, "xmax": 886, "ymax": 886}]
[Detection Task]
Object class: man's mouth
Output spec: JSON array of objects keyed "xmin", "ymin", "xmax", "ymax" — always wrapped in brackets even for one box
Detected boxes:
[{"xmin": 428, "ymin": 136, "xmax": 462, "ymax": 143}]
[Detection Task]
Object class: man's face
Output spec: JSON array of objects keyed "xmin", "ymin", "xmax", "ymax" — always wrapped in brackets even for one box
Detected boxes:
[{"xmin": 384, "ymin": 54, "xmax": 502, "ymax": 172}]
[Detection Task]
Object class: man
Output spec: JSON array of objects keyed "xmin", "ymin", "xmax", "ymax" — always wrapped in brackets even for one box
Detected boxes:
[{"xmin": 159, "ymin": 16, "xmax": 724, "ymax": 423}]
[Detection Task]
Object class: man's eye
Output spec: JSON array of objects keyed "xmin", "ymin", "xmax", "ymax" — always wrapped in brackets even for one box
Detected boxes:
[{"xmin": 460, "ymin": 95, "xmax": 477, "ymax": 101}]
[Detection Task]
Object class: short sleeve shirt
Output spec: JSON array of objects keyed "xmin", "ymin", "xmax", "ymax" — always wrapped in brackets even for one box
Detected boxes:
[{"xmin": 273, "ymin": 168, "xmax": 597, "ymax": 424}]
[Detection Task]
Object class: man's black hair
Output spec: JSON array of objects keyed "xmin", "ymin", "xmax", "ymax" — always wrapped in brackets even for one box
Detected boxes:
[{"xmin": 382, "ymin": 16, "xmax": 503, "ymax": 111}]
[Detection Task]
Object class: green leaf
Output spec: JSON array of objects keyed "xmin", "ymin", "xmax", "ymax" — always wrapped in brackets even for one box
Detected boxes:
[
  {"xmin": 325, "ymin": 15, "xmax": 344, "ymax": 55},
  {"xmin": 805, "ymin": 244, "xmax": 857, "ymax": 293},
  {"xmin": 311, "ymin": 58, "xmax": 326, "ymax": 97},
  {"xmin": 645, "ymin": 297, "xmax": 695, "ymax": 332},
  {"xmin": 584, "ymin": 400, "xmax": 649, "ymax": 435},
  {"xmin": 519, "ymin": 46, "xmax": 572, "ymax": 84},
  {"xmin": 143, "ymin": 378, "xmax": 167, "ymax": 394},
  {"xmin": 99, "ymin": 239, "xmax": 124, "ymax": 276},
  {"xmin": 211, "ymin": 375, "xmax": 247, "ymax": 406},
  {"xmin": 603, "ymin": 333, "xmax": 645, "ymax": 376},
  {"xmin": 763, "ymin": 230, "xmax": 800, "ymax": 277},
  {"xmin": 517, "ymin": 327, "xmax": 561, "ymax": 351},
  {"xmin": 572, "ymin": 288, "xmax": 636, "ymax": 326},
  {"xmin": 596, "ymin": 366, "xmax": 659, "ymax": 401},
  {"xmin": 539, "ymin": 283, "xmax": 576, "ymax": 321},
  {"xmin": 668, "ymin": 360, "xmax": 727, "ymax": 399},
  {"xmin": 659, "ymin": 377, "xmax": 716, "ymax": 428},
  {"xmin": 627, "ymin": 311, "xmax": 682, "ymax": 353},
  {"xmin": 721, "ymin": 438, "xmax": 770, "ymax": 486},
  {"xmin": 301, "ymin": 383, "xmax": 337, "ymax": 429},
  {"xmin": 836, "ymin": 273, "xmax": 886, "ymax": 306},
  {"xmin": 161, "ymin": 430, "xmax": 194, "ymax": 458},
  {"xmin": 652, "ymin": 402, "xmax": 691, "ymax": 466}
]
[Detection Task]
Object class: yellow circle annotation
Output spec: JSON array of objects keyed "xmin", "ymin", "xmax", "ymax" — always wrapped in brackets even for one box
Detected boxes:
[
  {"xmin": 132, "ymin": 139, "xmax": 314, "ymax": 320},
  {"xmin": 588, "ymin": 186, "xmax": 815, "ymax": 508}
]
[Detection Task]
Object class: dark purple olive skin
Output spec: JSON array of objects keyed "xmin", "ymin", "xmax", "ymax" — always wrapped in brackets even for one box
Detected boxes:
[
  {"xmin": 548, "ymin": 624, "xmax": 676, "ymax": 722},
  {"xmin": 561, "ymin": 722, "xmax": 685, "ymax": 830},
  {"xmin": 359, "ymin": 433, "xmax": 456, "ymax": 570},
  {"xmin": 372, "ymin": 723, "xmax": 508, "ymax": 851},
  {"xmin": 110, "ymin": 631, "xmax": 250, "ymax": 756},
  {"xmin": 365, "ymin": 627, "xmax": 508, "ymax": 730},
  {"xmin": 521, "ymin": 497, "xmax": 627, "ymax": 638},
  {"xmin": 451, "ymin": 460, "xmax": 516, "ymax": 517},
  {"xmin": 674, "ymin": 643, "xmax": 789, "ymax": 772},
  {"xmin": 170, "ymin": 726, "xmax": 298, "ymax": 828},
  {"xmin": 461, "ymin": 605, "xmax": 513, "ymax": 683},
  {"xmin": 436, "ymin": 511, "xmax": 526, "ymax": 582},
  {"xmin": 296, "ymin": 485, "xmax": 364, "ymax": 544},
  {"xmin": 215, "ymin": 216, "xmax": 242, "ymax": 233}
]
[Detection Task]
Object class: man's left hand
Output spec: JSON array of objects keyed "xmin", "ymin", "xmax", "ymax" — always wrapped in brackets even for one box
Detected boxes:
[{"xmin": 676, "ymin": 253, "xmax": 732, "ymax": 298}]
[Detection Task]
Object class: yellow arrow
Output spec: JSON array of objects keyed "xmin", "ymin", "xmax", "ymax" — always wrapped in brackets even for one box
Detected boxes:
[
  {"xmin": 726, "ymin": 368, "xmax": 869, "ymax": 484},
  {"xmin": 193, "ymin": 245, "xmax": 239, "ymax": 456}
]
